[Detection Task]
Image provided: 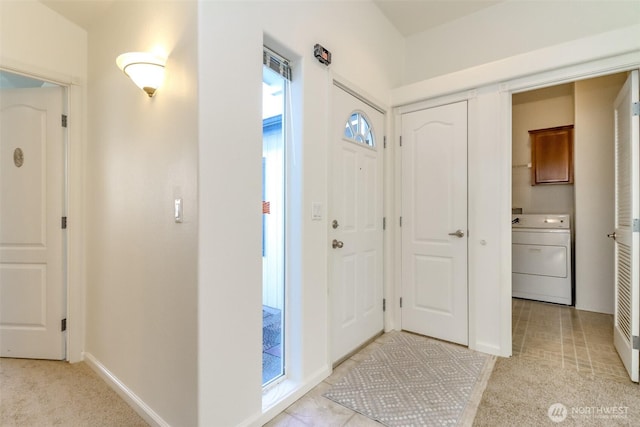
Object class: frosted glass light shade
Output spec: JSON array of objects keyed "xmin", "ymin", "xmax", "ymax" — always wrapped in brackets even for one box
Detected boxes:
[{"xmin": 116, "ymin": 52, "xmax": 166, "ymax": 97}]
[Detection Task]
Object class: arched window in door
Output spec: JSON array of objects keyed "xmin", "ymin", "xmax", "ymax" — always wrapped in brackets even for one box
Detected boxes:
[{"xmin": 344, "ymin": 111, "xmax": 375, "ymax": 147}]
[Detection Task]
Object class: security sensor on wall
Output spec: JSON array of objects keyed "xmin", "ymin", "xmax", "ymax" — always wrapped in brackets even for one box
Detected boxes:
[{"xmin": 314, "ymin": 44, "xmax": 331, "ymax": 66}]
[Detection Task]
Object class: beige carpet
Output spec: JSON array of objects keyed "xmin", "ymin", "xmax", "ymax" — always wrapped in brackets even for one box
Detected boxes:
[
  {"xmin": 473, "ymin": 356, "xmax": 640, "ymax": 426},
  {"xmin": 0, "ymin": 358, "xmax": 148, "ymax": 427}
]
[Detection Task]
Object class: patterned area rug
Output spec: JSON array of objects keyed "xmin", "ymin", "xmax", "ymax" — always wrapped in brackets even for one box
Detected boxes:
[{"xmin": 324, "ymin": 331, "xmax": 492, "ymax": 426}]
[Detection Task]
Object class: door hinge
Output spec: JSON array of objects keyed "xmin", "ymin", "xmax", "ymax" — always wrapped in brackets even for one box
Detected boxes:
[
  {"xmin": 399, "ymin": 136, "xmax": 403, "ymax": 147},
  {"xmin": 400, "ymin": 297, "xmax": 403, "ymax": 308},
  {"xmin": 384, "ymin": 136, "xmax": 387, "ymax": 149},
  {"xmin": 383, "ymin": 217, "xmax": 386, "ymax": 230},
  {"xmin": 633, "ymin": 335, "xmax": 640, "ymax": 350},
  {"xmin": 632, "ymin": 102, "xmax": 640, "ymax": 116},
  {"xmin": 61, "ymin": 114, "xmax": 68, "ymax": 128},
  {"xmin": 383, "ymin": 298, "xmax": 386, "ymax": 312},
  {"xmin": 61, "ymin": 216, "xmax": 67, "ymax": 229},
  {"xmin": 61, "ymin": 318, "xmax": 67, "ymax": 332},
  {"xmin": 399, "ymin": 216, "xmax": 403, "ymax": 227},
  {"xmin": 633, "ymin": 218, "xmax": 639, "ymax": 232}
]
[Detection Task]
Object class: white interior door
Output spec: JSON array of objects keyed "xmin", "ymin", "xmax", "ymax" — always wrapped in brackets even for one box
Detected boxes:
[
  {"xmin": 330, "ymin": 84, "xmax": 384, "ymax": 363},
  {"xmin": 0, "ymin": 86, "xmax": 66, "ymax": 360},
  {"xmin": 401, "ymin": 101, "xmax": 468, "ymax": 345},
  {"xmin": 613, "ymin": 70, "xmax": 639, "ymax": 382}
]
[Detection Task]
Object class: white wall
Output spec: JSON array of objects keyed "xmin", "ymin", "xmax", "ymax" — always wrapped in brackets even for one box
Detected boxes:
[
  {"xmin": 198, "ymin": 1, "xmax": 404, "ymax": 425},
  {"xmin": 0, "ymin": 1, "xmax": 86, "ymax": 82},
  {"xmin": 85, "ymin": 1, "xmax": 198, "ymax": 426},
  {"xmin": 5, "ymin": 2, "xmax": 637, "ymax": 425},
  {"xmin": 574, "ymin": 73, "xmax": 627, "ymax": 314},
  {"xmin": 0, "ymin": 0, "xmax": 87, "ymax": 363},
  {"xmin": 512, "ymin": 84, "xmax": 575, "ymax": 217},
  {"xmin": 403, "ymin": 0, "xmax": 640, "ymax": 84}
]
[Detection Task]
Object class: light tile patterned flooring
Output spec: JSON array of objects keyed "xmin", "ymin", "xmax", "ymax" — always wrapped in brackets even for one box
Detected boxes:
[
  {"xmin": 512, "ymin": 298, "xmax": 628, "ymax": 382},
  {"xmin": 265, "ymin": 299, "xmax": 628, "ymax": 426}
]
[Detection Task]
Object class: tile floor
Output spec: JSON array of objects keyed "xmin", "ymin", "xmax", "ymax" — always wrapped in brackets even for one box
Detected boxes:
[
  {"xmin": 264, "ymin": 299, "xmax": 628, "ymax": 426},
  {"xmin": 512, "ymin": 298, "xmax": 628, "ymax": 382}
]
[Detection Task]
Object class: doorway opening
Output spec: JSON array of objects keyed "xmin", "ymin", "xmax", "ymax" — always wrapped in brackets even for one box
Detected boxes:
[
  {"xmin": 511, "ymin": 72, "xmax": 627, "ymax": 313},
  {"xmin": 262, "ymin": 54, "xmax": 288, "ymax": 386},
  {"xmin": 510, "ymin": 71, "xmax": 634, "ymax": 379}
]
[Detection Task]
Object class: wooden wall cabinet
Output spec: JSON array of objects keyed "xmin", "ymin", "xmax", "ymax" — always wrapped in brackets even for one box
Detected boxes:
[{"xmin": 530, "ymin": 125, "xmax": 574, "ymax": 185}]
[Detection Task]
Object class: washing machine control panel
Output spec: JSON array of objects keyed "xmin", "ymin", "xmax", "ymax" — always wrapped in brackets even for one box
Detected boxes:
[{"xmin": 512, "ymin": 214, "xmax": 570, "ymax": 229}]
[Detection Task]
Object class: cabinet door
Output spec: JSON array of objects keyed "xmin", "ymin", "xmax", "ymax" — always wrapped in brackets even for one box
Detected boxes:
[{"xmin": 530, "ymin": 125, "xmax": 574, "ymax": 185}]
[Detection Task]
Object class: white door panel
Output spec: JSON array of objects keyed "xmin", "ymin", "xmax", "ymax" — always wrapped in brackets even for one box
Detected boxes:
[
  {"xmin": 413, "ymin": 255, "xmax": 453, "ymax": 313},
  {"xmin": 401, "ymin": 101, "xmax": 468, "ymax": 346},
  {"xmin": 331, "ymin": 84, "xmax": 384, "ymax": 363},
  {"xmin": 613, "ymin": 70, "xmax": 639, "ymax": 382},
  {"xmin": 0, "ymin": 87, "xmax": 65, "ymax": 360}
]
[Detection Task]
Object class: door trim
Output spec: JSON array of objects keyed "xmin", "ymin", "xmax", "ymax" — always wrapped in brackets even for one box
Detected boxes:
[{"xmin": 333, "ymin": 80, "xmax": 386, "ymax": 114}]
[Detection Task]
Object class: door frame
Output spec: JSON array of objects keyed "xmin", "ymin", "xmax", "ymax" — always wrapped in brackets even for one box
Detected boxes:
[
  {"xmin": 327, "ymin": 74, "xmax": 390, "ymax": 359},
  {"xmin": 0, "ymin": 65, "xmax": 85, "ymax": 363},
  {"xmin": 504, "ymin": 63, "xmax": 640, "ymax": 359}
]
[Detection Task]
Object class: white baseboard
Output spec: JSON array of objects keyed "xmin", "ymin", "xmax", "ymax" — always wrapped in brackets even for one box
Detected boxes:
[{"xmin": 83, "ymin": 352, "xmax": 170, "ymax": 427}]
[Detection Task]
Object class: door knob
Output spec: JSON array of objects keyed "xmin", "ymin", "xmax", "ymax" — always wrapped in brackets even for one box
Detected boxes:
[
  {"xmin": 332, "ymin": 239, "xmax": 344, "ymax": 249},
  {"xmin": 448, "ymin": 229, "xmax": 465, "ymax": 238},
  {"xmin": 607, "ymin": 232, "xmax": 616, "ymax": 240}
]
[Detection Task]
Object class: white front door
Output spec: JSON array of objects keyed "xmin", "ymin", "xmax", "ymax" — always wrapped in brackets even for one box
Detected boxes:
[
  {"xmin": 401, "ymin": 101, "xmax": 468, "ymax": 345},
  {"xmin": 330, "ymin": 84, "xmax": 384, "ymax": 363},
  {"xmin": 613, "ymin": 70, "xmax": 639, "ymax": 382},
  {"xmin": 0, "ymin": 86, "xmax": 66, "ymax": 360}
]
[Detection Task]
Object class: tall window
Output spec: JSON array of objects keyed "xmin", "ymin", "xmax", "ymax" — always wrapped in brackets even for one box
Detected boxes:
[{"xmin": 262, "ymin": 47, "xmax": 289, "ymax": 386}]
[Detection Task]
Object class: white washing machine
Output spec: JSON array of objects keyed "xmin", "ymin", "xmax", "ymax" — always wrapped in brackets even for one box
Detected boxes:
[{"xmin": 512, "ymin": 214, "xmax": 572, "ymax": 305}]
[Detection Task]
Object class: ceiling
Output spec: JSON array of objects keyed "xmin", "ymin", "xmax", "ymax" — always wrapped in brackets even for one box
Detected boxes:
[
  {"xmin": 38, "ymin": 0, "xmax": 114, "ymax": 30},
  {"xmin": 373, "ymin": 0, "xmax": 503, "ymax": 36},
  {"xmin": 39, "ymin": 0, "xmax": 503, "ymax": 36}
]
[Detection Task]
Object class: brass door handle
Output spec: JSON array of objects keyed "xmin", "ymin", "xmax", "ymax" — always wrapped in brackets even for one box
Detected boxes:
[{"xmin": 332, "ymin": 239, "xmax": 344, "ymax": 249}]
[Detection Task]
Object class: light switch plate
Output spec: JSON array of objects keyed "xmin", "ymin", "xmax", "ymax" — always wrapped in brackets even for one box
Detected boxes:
[
  {"xmin": 311, "ymin": 202, "xmax": 322, "ymax": 221},
  {"xmin": 175, "ymin": 198, "xmax": 183, "ymax": 223}
]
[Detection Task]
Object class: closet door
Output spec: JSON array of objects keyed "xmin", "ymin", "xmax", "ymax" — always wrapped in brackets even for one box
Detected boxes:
[
  {"xmin": 401, "ymin": 101, "xmax": 468, "ymax": 345},
  {"xmin": 612, "ymin": 70, "xmax": 639, "ymax": 383}
]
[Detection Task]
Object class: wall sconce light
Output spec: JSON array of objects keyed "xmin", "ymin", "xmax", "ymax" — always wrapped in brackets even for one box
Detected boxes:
[{"xmin": 116, "ymin": 52, "xmax": 166, "ymax": 97}]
